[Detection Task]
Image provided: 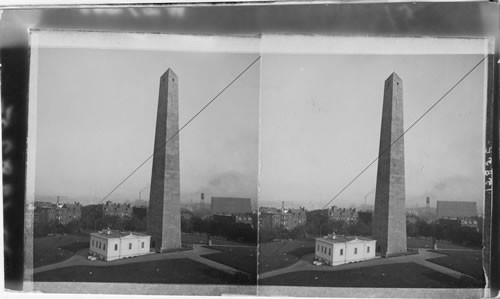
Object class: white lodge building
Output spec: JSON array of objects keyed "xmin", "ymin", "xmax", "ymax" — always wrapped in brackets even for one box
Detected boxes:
[
  {"xmin": 315, "ymin": 234, "xmax": 377, "ymax": 266},
  {"xmin": 89, "ymin": 229, "xmax": 151, "ymax": 261}
]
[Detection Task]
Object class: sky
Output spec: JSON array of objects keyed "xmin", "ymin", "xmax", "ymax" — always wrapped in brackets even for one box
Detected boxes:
[
  {"xmin": 259, "ymin": 54, "xmax": 486, "ymax": 211},
  {"xmin": 31, "ymin": 33, "xmax": 487, "ymax": 213},
  {"xmin": 34, "ymin": 45, "xmax": 260, "ymax": 207}
]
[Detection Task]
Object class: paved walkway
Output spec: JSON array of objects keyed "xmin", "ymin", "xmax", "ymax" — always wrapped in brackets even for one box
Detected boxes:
[
  {"xmin": 33, "ymin": 245, "xmax": 245, "ymax": 276},
  {"xmin": 258, "ymin": 249, "xmax": 472, "ymax": 280}
]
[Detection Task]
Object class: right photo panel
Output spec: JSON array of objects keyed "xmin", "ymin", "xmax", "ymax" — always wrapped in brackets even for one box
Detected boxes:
[{"xmin": 257, "ymin": 36, "xmax": 488, "ymax": 294}]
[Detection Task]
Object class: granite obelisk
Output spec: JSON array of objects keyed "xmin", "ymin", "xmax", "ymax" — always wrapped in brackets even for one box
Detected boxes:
[
  {"xmin": 147, "ymin": 68, "xmax": 181, "ymax": 252},
  {"xmin": 372, "ymin": 72, "xmax": 407, "ymax": 257}
]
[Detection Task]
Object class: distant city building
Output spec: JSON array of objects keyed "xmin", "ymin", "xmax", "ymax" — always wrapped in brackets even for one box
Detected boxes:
[
  {"xmin": 460, "ymin": 218, "xmax": 479, "ymax": 230},
  {"xmin": 260, "ymin": 212, "xmax": 281, "ymax": 230},
  {"xmin": 56, "ymin": 202, "xmax": 82, "ymax": 225},
  {"xmin": 315, "ymin": 234, "xmax": 377, "ymax": 266},
  {"xmin": 34, "ymin": 206, "xmax": 56, "ymax": 224},
  {"xmin": 211, "ymin": 197, "xmax": 252, "ymax": 214},
  {"xmin": 235, "ymin": 214, "xmax": 254, "ymax": 227},
  {"xmin": 89, "ymin": 229, "xmax": 151, "ymax": 261},
  {"xmin": 436, "ymin": 201, "xmax": 477, "ymax": 219},
  {"xmin": 283, "ymin": 208, "xmax": 307, "ymax": 230},
  {"xmin": 103, "ymin": 201, "xmax": 133, "ymax": 218},
  {"xmin": 259, "ymin": 207, "xmax": 306, "ymax": 231},
  {"xmin": 328, "ymin": 206, "xmax": 358, "ymax": 223},
  {"xmin": 439, "ymin": 217, "xmax": 480, "ymax": 231},
  {"xmin": 34, "ymin": 201, "xmax": 82, "ymax": 225}
]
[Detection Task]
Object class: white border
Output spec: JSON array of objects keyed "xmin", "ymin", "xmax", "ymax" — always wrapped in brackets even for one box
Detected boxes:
[
  {"xmin": 261, "ymin": 35, "xmax": 492, "ymax": 55},
  {"xmin": 0, "ymin": 0, "xmax": 490, "ymax": 9},
  {"xmin": 31, "ymin": 29, "xmax": 260, "ymax": 53}
]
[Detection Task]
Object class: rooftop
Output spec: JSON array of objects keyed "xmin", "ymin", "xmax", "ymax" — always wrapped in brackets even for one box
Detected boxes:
[
  {"xmin": 316, "ymin": 234, "xmax": 374, "ymax": 244},
  {"xmin": 91, "ymin": 229, "xmax": 149, "ymax": 239}
]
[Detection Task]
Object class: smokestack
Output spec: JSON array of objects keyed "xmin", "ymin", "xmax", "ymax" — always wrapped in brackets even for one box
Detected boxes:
[
  {"xmin": 426, "ymin": 197, "xmax": 430, "ymax": 208},
  {"xmin": 282, "ymin": 201, "xmax": 285, "ymax": 211}
]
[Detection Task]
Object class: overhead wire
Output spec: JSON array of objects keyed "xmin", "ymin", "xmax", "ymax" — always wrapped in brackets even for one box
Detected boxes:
[
  {"xmin": 321, "ymin": 55, "xmax": 488, "ymax": 209},
  {"xmin": 98, "ymin": 56, "xmax": 261, "ymax": 205}
]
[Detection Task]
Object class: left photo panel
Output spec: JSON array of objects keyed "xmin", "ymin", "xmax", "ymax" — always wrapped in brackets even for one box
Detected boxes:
[{"xmin": 26, "ymin": 30, "xmax": 260, "ymax": 295}]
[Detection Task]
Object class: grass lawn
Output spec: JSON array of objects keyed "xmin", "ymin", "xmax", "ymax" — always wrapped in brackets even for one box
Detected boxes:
[
  {"xmin": 259, "ymin": 239, "xmax": 315, "ymax": 274},
  {"xmin": 201, "ymin": 246, "xmax": 257, "ymax": 276},
  {"xmin": 259, "ymin": 262, "xmax": 481, "ymax": 288},
  {"xmin": 435, "ymin": 241, "xmax": 479, "ymax": 250},
  {"xmin": 407, "ymin": 237, "xmax": 433, "ymax": 248},
  {"xmin": 34, "ymin": 258, "xmax": 253, "ymax": 285},
  {"xmin": 427, "ymin": 249, "xmax": 484, "ymax": 283},
  {"xmin": 407, "ymin": 237, "xmax": 478, "ymax": 250},
  {"xmin": 34, "ymin": 233, "xmax": 90, "ymax": 268},
  {"xmin": 181, "ymin": 233, "xmax": 249, "ymax": 246}
]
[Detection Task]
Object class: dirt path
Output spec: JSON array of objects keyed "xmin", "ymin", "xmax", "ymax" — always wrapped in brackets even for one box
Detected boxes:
[{"xmin": 258, "ymin": 249, "xmax": 472, "ymax": 280}]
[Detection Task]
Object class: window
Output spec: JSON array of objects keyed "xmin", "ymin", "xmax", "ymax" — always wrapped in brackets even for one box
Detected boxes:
[
  {"xmin": 328, "ymin": 248, "xmax": 331, "ymax": 256},
  {"xmin": 142, "ymin": 242, "xmax": 144, "ymax": 248},
  {"xmin": 367, "ymin": 246, "xmax": 370, "ymax": 253},
  {"xmin": 354, "ymin": 247, "xmax": 358, "ymax": 254},
  {"xmin": 92, "ymin": 240, "xmax": 94, "ymax": 247},
  {"xmin": 115, "ymin": 244, "xmax": 118, "ymax": 251},
  {"xmin": 317, "ymin": 244, "xmax": 320, "ymax": 251},
  {"xmin": 98, "ymin": 242, "xmax": 101, "ymax": 249},
  {"xmin": 129, "ymin": 243, "xmax": 132, "ymax": 250},
  {"xmin": 340, "ymin": 249, "xmax": 343, "ymax": 256},
  {"xmin": 103, "ymin": 244, "xmax": 106, "ymax": 250}
]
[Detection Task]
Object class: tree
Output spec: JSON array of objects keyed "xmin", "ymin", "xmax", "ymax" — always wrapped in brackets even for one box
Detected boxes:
[
  {"xmin": 290, "ymin": 225, "xmax": 307, "ymax": 239},
  {"xmin": 34, "ymin": 222, "xmax": 51, "ymax": 238},
  {"xmin": 63, "ymin": 220, "xmax": 81, "ymax": 234},
  {"xmin": 181, "ymin": 217, "xmax": 193, "ymax": 233},
  {"xmin": 124, "ymin": 216, "xmax": 146, "ymax": 232},
  {"xmin": 347, "ymin": 221, "xmax": 371, "ymax": 236},
  {"xmin": 80, "ymin": 204, "xmax": 103, "ymax": 230},
  {"xmin": 259, "ymin": 228, "xmax": 276, "ymax": 243}
]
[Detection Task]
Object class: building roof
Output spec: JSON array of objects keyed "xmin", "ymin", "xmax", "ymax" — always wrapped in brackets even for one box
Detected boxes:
[
  {"xmin": 436, "ymin": 201, "xmax": 477, "ymax": 218},
  {"xmin": 91, "ymin": 230, "xmax": 149, "ymax": 239},
  {"xmin": 316, "ymin": 234, "xmax": 375, "ymax": 244},
  {"xmin": 211, "ymin": 197, "xmax": 252, "ymax": 214}
]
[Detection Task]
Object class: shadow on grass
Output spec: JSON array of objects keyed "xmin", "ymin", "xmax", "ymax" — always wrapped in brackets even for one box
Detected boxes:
[
  {"xmin": 201, "ymin": 246, "xmax": 257, "ymax": 279},
  {"xmin": 34, "ymin": 234, "xmax": 90, "ymax": 268},
  {"xmin": 427, "ymin": 249, "xmax": 484, "ymax": 283},
  {"xmin": 34, "ymin": 258, "xmax": 255, "ymax": 285},
  {"xmin": 259, "ymin": 262, "xmax": 482, "ymax": 288}
]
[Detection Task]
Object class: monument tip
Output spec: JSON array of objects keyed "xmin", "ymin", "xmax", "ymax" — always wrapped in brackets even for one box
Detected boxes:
[
  {"xmin": 386, "ymin": 72, "xmax": 402, "ymax": 82},
  {"xmin": 161, "ymin": 67, "xmax": 178, "ymax": 79}
]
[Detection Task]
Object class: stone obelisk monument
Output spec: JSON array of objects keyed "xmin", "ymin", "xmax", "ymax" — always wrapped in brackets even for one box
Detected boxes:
[
  {"xmin": 147, "ymin": 68, "xmax": 181, "ymax": 252},
  {"xmin": 372, "ymin": 72, "xmax": 407, "ymax": 257}
]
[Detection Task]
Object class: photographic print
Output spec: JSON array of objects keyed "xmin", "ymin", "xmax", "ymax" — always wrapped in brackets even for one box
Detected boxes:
[
  {"xmin": 257, "ymin": 36, "xmax": 488, "ymax": 293},
  {"xmin": 27, "ymin": 30, "xmax": 259, "ymax": 293}
]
